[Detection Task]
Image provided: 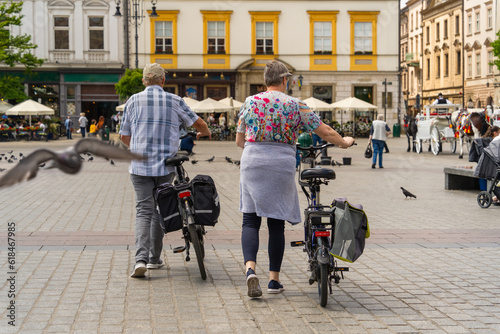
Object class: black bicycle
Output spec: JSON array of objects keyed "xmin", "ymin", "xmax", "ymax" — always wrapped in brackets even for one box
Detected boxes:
[
  {"xmin": 291, "ymin": 143, "xmax": 349, "ymax": 307},
  {"xmin": 163, "ymin": 133, "xmax": 207, "ymax": 280}
]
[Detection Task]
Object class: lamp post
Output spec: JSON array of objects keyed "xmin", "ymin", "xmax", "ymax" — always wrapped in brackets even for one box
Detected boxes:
[{"xmin": 114, "ymin": 0, "xmax": 158, "ymax": 69}]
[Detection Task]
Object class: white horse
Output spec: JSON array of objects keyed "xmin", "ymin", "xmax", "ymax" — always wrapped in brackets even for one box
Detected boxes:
[{"xmin": 450, "ymin": 110, "xmax": 481, "ymax": 159}]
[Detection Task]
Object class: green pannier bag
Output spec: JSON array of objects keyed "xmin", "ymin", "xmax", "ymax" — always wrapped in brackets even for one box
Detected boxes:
[{"xmin": 330, "ymin": 198, "xmax": 370, "ymax": 263}]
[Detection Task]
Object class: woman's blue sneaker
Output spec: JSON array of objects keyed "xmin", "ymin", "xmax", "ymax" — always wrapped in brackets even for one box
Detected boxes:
[
  {"xmin": 267, "ymin": 280, "xmax": 284, "ymax": 294},
  {"xmin": 246, "ymin": 269, "xmax": 262, "ymax": 298}
]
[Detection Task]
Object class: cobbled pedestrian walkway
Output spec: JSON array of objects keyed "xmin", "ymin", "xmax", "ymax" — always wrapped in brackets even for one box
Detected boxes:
[{"xmin": 0, "ymin": 136, "xmax": 499, "ymax": 334}]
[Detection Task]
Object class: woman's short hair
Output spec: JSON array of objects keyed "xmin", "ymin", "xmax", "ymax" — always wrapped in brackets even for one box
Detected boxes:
[
  {"xmin": 264, "ymin": 60, "xmax": 291, "ymax": 87},
  {"xmin": 377, "ymin": 114, "xmax": 384, "ymax": 121},
  {"xmin": 491, "ymin": 125, "xmax": 500, "ymax": 133}
]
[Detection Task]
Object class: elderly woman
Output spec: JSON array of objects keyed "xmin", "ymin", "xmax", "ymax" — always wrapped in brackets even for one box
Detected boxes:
[
  {"xmin": 236, "ymin": 60, "xmax": 354, "ymax": 298},
  {"xmin": 369, "ymin": 114, "xmax": 391, "ymax": 169}
]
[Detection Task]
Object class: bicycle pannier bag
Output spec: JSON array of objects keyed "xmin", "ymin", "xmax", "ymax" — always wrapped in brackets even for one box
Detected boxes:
[
  {"xmin": 154, "ymin": 182, "xmax": 183, "ymax": 233},
  {"xmin": 191, "ymin": 175, "xmax": 220, "ymax": 226},
  {"xmin": 330, "ymin": 198, "xmax": 370, "ymax": 263}
]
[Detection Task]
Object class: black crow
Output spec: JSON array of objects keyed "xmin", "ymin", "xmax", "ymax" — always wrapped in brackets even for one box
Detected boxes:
[
  {"xmin": 0, "ymin": 139, "xmax": 143, "ymax": 188},
  {"xmin": 401, "ymin": 187, "xmax": 417, "ymax": 199}
]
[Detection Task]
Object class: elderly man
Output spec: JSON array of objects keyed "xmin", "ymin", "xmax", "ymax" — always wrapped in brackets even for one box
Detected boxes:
[{"xmin": 120, "ymin": 63, "xmax": 211, "ymax": 278}]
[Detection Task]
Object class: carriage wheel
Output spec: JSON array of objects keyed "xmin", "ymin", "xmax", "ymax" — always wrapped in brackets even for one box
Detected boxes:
[
  {"xmin": 451, "ymin": 140, "xmax": 457, "ymax": 153},
  {"xmin": 430, "ymin": 127, "xmax": 440, "ymax": 156},
  {"xmin": 477, "ymin": 191, "xmax": 492, "ymax": 209},
  {"xmin": 415, "ymin": 135, "xmax": 422, "ymax": 154}
]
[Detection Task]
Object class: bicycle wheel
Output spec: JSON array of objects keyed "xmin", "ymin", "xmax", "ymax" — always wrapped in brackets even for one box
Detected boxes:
[
  {"xmin": 196, "ymin": 225, "xmax": 205, "ymax": 260},
  {"xmin": 188, "ymin": 220, "xmax": 207, "ymax": 280},
  {"xmin": 317, "ymin": 263, "xmax": 328, "ymax": 307}
]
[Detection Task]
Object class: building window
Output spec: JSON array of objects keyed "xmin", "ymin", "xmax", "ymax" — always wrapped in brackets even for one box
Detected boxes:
[
  {"xmin": 54, "ymin": 16, "xmax": 69, "ymax": 50},
  {"xmin": 488, "ymin": 51, "xmax": 493, "ymax": 74},
  {"xmin": 475, "ymin": 12, "xmax": 480, "ymax": 33},
  {"xmin": 314, "ymin": 22, "xmax": 332, "ymax": 54},
  {"xmin": 456, "ymin": 51, "xmax": 461, "ymax": 75},
  {"xmin": 436, "ymin": 55, "xmax": 440, "ymax": 78},
  {"xmin": 155, "ymin": 21, "xmax": 173, "ymax": 54},
  {"xmin": 487, "ymin": 9, "xmax": 492, "ymax": 29},
  {"xmin": 207, "ymin": 21, "xmax": 226, "ymax": 54},
  {"xmin": 354, "ymin": 22, "xmax": 372, "ymax": 55},
  {"xmin": 467, "ymin": 55, "xmax": 472, "ymax": 78},
  {"xmin": 427, "ymin": 58, "xmax": 430, "ymax": 80},
  {"xmin": 436, "ymin": 22, "xmax": 440, "ymax": 41},
  {"xmin": 444, "ymin": 54, "xmax": 449, "ymax": 77},
  {"xmin": 411, "ymin": 14, "xmax": 413, "ymax": 31},
  {"xmin": 467, "ymin": 15, "xmax": 472, "ymax": 34},
  {"xmin": 256, "ymin": 22, "xmax": 274, "ymax": 54},
  {"xmin": 455, "ymin": 15, "xmax": 460, "ymax": 35},
  {"xmin": 89, "ymin": 16, "xmax": 104, "ymax": 50},
  {"xmin": 444, "ymin": 20, "xmax": 448, "ymax": 39},
  {"xmin": 476, "ymin": 53, "xmax": 480, "ymax": 77},
  {"xmin": 426, "ymin": 26, "xmax": 429, "ymax": 44}
]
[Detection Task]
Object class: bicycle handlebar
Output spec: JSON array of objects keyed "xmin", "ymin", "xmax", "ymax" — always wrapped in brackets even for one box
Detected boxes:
[{"xmin": 296, "ymin": 143, "xmax": 335, "ymax": 152}]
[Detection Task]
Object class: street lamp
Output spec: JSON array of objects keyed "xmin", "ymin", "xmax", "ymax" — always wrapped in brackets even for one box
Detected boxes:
[{"xmin": 114, "ymin": 0, "xmax": 159, "ymax": 69}]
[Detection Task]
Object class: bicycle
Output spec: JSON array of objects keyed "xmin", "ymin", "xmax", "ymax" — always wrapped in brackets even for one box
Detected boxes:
[
  {"xmin": 291, "ymin": 142, "xmax": 349, "ymax": 307},
  {"xmin": 163, "ymin": 132, "xmax": 207, "ymax": 280}
]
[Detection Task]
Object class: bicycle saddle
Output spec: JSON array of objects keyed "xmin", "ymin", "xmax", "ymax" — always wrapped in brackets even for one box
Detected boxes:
[
  {"xmin": 164, "ymin": 154, "xmax": 189, "ymax": 166},
  {"xmin": 300, "ymin": 168, "xmax": 336, "ymax": 180}
]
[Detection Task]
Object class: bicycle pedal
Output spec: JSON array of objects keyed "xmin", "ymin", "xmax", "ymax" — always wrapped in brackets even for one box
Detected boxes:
[
  {"xmin": 173, "ymin": 246, "xmax": 186, "ymax": 253},
  {"xmin": 335, "ymin": 267, "xmax": 349, "ymax": 272},
  {"xmin": 291, "ymin": 241, "xmax": 305, "ymax": 247}
]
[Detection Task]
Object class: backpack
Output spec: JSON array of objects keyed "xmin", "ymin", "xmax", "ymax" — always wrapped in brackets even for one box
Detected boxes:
[
  {"xmin": 191, "ymin": 175, "xmax": 220, "ymax": 226},
  {"xmin": 153, "ymin": 182, "xmax": 183, "ymax": 233}
]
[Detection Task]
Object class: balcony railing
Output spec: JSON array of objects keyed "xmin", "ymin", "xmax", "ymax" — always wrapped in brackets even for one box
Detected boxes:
[
  {"xmin": 49, "ymin": 51, "xmax": 74, "ymax": 62},
  {"xmin": 84, "ymin": 51, "xmax": 109, "ymax": 62},
  {"xmin": 405, "ymin": 52, "xmax": 421, "ymax": 67}
]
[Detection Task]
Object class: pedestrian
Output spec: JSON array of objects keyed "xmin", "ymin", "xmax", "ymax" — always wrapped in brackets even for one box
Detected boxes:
[
  {"xmin": 369, "ymin": 114, "xmax": 391, "ymax": 169},
  {"xmin": 208, "ymin": 113, "xmax": 216, "ymax": 126},
  {"xmin": 64, "ymin": 116, "xmax": 73, "ymax": 139},
  {"xmin": 120, "ymin": 63, "xmax": 211, "ymax": 278},
  {"xmin": 78, "ymin": 113, "xmax": 88, "ymax": 138},
  {"xmin": 96, "ymin": 116, "xmax": 105, "ymax": 140},
  {"xmin": 89, "ymin": 119, "xmax": 97, "ymax": 137},
  {"xmin": 236, "ymin": 60, "xmax": 355, "ymax": 297}
]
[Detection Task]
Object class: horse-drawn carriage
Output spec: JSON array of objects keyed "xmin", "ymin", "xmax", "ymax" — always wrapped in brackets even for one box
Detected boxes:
[{"xmin": 414, "ymin": 104, "xmax": 461, "ymax": 155}]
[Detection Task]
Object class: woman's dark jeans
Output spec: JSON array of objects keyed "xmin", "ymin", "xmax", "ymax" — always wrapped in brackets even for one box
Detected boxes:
[{"xmin": 242, "ymin": 212, "xmax": 285, "ymax": 272}]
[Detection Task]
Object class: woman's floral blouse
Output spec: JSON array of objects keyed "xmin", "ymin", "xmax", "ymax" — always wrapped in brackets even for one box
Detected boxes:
[{"xmin": 237, "ymin": 91, "xmax": 322, "ymax": 145}]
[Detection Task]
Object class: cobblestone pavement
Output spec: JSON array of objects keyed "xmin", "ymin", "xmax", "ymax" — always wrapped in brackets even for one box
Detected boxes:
[{"xmin": 0, "ymin": 136, "xmax": 499, "ymax": 334}]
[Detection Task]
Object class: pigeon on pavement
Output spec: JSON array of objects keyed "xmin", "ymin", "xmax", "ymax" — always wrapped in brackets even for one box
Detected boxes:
[
  {"xmin": 191, "ymin": 160, "xmax": 198, "ymax": 164},
  {"xmin": 401, "ymin": 187, "xmax": 417, "ymax": 199},
  {"xmin": 206, "ymin": 156, "xmax": 215, "ymax": 162},
  {"xmin": 225, "ymin": 156, "xmax": 233, "ymax": 164},
  {"xmin": 0, "ymin": 139, "xmax": 143, "ymax": 188}
]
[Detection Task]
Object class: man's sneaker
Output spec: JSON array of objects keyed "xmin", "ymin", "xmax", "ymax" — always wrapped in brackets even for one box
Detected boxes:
[
  {"xmin": 246, "ymin": 268, "xmax": 262, "ymax": 298},
  {"xmin": 147, "ymin": 259, "xmax": 165, "ymax": 269},
  {"xmin": 130, "ymin": 262, "xmax": 147, "ymax": 278},
  {"xmin": 267, "ymin": 280, "xmax": 284, "ymax": 294}
]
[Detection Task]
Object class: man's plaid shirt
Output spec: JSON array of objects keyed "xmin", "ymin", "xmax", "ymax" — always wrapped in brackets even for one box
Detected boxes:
[{"xmin": 120, "ymin": 85, "xmax": 198, "ymax": 176}]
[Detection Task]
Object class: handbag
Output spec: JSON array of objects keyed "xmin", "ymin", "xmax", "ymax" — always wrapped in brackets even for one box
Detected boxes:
[{"xmin": 364, "ymin": 143, "xmax": 373, "ymax": 159}]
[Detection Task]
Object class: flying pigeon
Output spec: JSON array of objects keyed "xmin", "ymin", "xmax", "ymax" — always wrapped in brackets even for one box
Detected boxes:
[
  {"xmin": 206, "ymin": 156, "xmax": 215, "ymax": 162},
  {"xmin": 400, "ymin": 187, "xmax": 417, "ymax": 199},
  {"xmin": 0, "ymin": 139, "xmax": 144, "ymax": 189}
]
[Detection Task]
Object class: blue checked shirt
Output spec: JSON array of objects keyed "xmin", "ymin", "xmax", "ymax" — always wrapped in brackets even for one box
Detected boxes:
[{"xmin": 120, "ymin": 85, "xmax": 198, "ymax": 176}]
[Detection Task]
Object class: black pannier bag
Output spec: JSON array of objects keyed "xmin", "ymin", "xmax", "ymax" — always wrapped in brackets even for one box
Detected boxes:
[
  {"xmin": 154, "ymin": 182, "xmax": 183, "ymax": 233},
  {"xmin": 191, "ymin": 175, "xmax": 220, "ymax": 226}
]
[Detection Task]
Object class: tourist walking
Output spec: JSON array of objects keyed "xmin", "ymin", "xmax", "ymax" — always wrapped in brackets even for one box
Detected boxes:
[
  {"xmin": 120, "ymin": 63, "xmax": 211, "ymax": 278},
  {"xmin": 64, "ymin": 116, "xmax": 73, "ymax": 139},
  {"xmin": 369, "ymin": 114, "xmax": 391, "ymax": 169},
  {"xmin": 78, "ymin": 113, "xmax": 88, "ymax": 138},
  {"xmin": 236, "ymin": 60, "xmax": 354, "ymax": 297}
]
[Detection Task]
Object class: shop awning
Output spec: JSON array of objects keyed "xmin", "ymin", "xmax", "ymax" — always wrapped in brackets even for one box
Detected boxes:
[{"xmin": 191, "ymin": 98, "xmax": 234, "ymax": 113}]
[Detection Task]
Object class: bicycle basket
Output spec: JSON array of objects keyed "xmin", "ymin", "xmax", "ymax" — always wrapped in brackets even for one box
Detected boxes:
[
  {"xmin": 191, "ymin": 175, "xmax": 220, "ymax": 226},
  {"xmin": 330, "ymin": 198, "xmax": 370, "ymax": 263},
  {"xmin": 154, "ymin": 182, "xmax": 183, "ymax": 233}
]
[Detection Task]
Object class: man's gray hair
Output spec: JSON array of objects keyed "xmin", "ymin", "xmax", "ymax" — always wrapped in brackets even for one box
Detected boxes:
[
  {"xmin": 143, "ymin": 63, "xmax": 166, "ymax": 86},
  {"xmin": 264, "ymin": 60, "xmax": 291, "ymax": 87},
  {"xmin": 377, "ymin": 114, "xmax": 385, "ymax": 121}
]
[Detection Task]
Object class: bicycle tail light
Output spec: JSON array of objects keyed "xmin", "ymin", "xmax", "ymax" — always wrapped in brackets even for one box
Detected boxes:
[
  {"xmin": 178, "ymin": 190, "xmax": 191, "ymax": 199},
  {"xmin": 314, "ymin": 231, "xmax": 330, "ymax": 237}
]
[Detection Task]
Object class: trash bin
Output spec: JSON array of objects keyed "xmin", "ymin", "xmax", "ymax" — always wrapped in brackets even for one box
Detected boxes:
[
  {"xmin": 392, "ymin": 123, "xmax": 401, "ymax": 138},
  {"xmin": 103, "ymin": 125, "xmax": 110, "ymax": 141}
]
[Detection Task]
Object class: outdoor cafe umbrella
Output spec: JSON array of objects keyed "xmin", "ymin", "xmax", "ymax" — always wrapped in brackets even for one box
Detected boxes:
[
  {"xmin": 116, "ymin": 103, "xmax": 126, "ymax": 112},
  {"xmin": 0, "ymin": 101, "xmax": 13, "ymax": 114},
  {"xmin": 330, "ymin": 97, "xmax": 378, "ymax": 137},
  {"xmin": 182, "ymin": 97, "xmax": 199, "ymax": 108},
  {"xmin": 6, "ymin": 99, "xmax": 55, "ymax": 126},
  {"xmin": 302, "ymin": 97, "xmax": 333, "ymax": 112},
  {"xmin": 218, "ymin": 97, "xmax": 244, "ymax": 125},
  {"xmin": 191, "ymin": 97, "xmax": 233, "ymax": 114}
]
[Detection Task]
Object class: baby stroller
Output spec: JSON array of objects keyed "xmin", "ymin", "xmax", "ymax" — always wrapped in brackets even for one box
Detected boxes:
[{"xmin": 473, "ymin": 138, "xmax": 500, "ymax": 208}]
